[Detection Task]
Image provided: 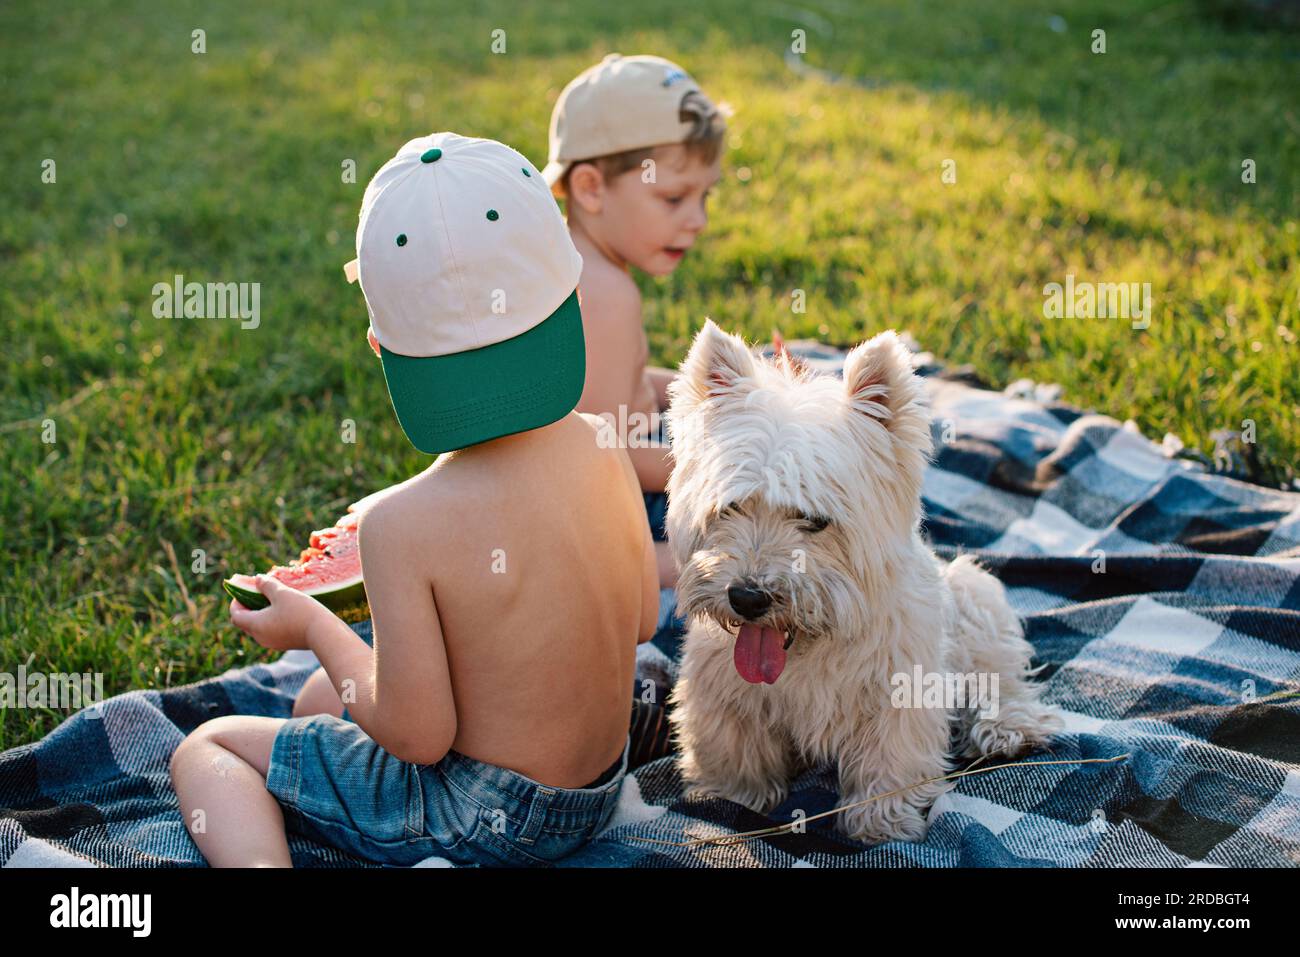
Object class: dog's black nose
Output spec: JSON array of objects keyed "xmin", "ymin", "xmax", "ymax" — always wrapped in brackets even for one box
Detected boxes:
[{"xmin": 727, "ymin": 582, "xmax": 772, "ymax": 619}]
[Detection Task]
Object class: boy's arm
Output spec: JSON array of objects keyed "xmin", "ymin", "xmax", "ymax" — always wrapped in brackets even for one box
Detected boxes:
[
  {"xmin": 630, "ymin": 365, "xmax": 676, "ymax": 492},
  {"xmin": 645, "ymin": 366, "xmax": 677, "ymax": 411},
  {"xmin": 574, "ymin": 275, "xmax": 643, "ymax": 434},
  {"xmin": 325, "ymin": 499, "xmax": 456, "ymax": 765},
  {"xmin": 624, "ymin": 442, "xmax": 673, "ymax": 495},
  {"xmin": 574, "ymin": 274, "xmax": 676, "ymax": 493}
]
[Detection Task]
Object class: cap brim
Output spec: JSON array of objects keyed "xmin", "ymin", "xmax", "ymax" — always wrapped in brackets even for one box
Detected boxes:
[
  {"xmin": 541, "ymin": 160, "xmax": 567, "ymax": 188},
  {"xmin": 378, "ymin": 289, "xmax": 586, "ymax": 455}
]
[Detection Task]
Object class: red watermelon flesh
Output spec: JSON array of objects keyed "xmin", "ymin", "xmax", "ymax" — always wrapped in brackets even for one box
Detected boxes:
[{"xmin": 225, "ymin": 513, "xmax": 367, "ymax": 614}]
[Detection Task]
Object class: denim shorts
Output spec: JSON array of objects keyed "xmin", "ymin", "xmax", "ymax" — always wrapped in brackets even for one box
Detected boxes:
[
  {"xmin": 265, "ymin": 715, "xmax": 628, "ymax": 867},
  {"xmin": 270, "ymin": 623, "xmax": 629, "ymax": 867}
]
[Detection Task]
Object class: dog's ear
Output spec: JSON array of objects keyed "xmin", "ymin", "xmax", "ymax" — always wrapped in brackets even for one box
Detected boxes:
[
  {"xmin": 671, "ymin": 319, "xmax": 757, "ymax": 412},
  {"xmin": 842, "ymin": 330, "xmax": 925, "ymax": 430}
]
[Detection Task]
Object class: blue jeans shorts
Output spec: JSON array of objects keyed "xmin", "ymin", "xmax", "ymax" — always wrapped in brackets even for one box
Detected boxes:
[{"xmin": 268, "ymin": 623, "xmax": 629, "ymax": 867}]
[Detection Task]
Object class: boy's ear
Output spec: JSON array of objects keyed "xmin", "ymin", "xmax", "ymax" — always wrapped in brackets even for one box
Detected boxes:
[
  {"xmin": 566, "ymin": 162, "xmax": 605, "ymax": 215},
  {"xmin": 670, "ymin": 319, "xmax": 756, "ymax": 414}
]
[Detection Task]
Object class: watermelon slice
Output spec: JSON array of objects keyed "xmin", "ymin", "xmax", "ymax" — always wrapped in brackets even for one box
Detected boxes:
[{"xmin": 223, "ymin": 511, "xmax": 369, "ymax": 621}]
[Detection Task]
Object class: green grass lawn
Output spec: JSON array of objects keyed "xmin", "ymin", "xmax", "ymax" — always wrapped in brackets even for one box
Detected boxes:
[{"xmin": 2, "ymin": 0, "xmax": 1296, "ymax": 747}]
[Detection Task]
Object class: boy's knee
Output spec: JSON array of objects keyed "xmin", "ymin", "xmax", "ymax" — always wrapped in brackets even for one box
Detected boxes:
[
  {"xmin": 293, "ymin": 668, "xmax": 343, "ymax": 718},
  {"xmin": 170, "ymin": 724, "xmax": 217, "ymax": 774},
  {"xmin": 178, "ymin": 715, "xmax": 249, "ymax": 757},
  {"xmin": 169, "ymin": 738, "xmax": 189, "ymax": 775}
]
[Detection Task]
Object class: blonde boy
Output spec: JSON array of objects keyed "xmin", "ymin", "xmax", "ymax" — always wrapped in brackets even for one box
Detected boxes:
[{"xmin": 543, "ymin": 54, "xmax": 728, "ymax": 588}]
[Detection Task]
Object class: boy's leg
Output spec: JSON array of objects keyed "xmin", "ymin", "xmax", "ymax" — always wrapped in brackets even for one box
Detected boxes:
[
  {"xmin": 293, "ymin": 666, "xmax": 345, "ymax": 718},
  {"xmin": 170, "ymin": 715, "xmax": 294, "ymax": 868},
  {"xmin": 295, "ymin": 621, "xmax": 372, "ymax": 718}
]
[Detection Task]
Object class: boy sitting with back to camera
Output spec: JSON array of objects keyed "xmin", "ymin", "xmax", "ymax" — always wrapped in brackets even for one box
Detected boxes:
[{"xmin": 170, "ymin": 132, "xmax": 658, "ymax": 868}]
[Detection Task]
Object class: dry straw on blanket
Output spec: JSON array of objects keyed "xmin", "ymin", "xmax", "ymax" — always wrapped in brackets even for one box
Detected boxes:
[{"xmin": 627, "ymin": 751, "xmax": 1133, "ymax": 849}]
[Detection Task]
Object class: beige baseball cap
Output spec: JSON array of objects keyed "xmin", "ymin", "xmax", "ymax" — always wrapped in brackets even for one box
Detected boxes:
[
  {"xmin": 542, "ymin": 53, "xmax": 711, "ymax": 190},
  {"xmin": 345, "ymin": 132, "xmax": 586, "ymax": 455}
]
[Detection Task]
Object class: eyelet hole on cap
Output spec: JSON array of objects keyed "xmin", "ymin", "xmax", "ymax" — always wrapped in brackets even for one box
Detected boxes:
[
  {"xmin": 521, "ymin": 167, "xmax": 531, "ymax": 177},
  {"xmin": 396, "ymin": 233, "xmax": 407, "ymax": 246},
  {"xmin": 485, "ymin": 209, "xmax": 499, "ymax": 221}
]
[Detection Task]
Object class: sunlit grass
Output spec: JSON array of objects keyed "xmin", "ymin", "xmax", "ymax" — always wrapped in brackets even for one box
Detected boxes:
[{"xmin": 2, "ymin": 0, "xmax": 1295, "ymax": 746}]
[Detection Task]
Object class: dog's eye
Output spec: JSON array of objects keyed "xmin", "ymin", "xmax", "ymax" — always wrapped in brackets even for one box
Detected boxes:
[
  {"xmin": 718, "ymin": 501, "xmax": 741, "ymax": 518},
  {"xmin": 797, "ymin": 513, "xmax": 830, "ymax": 533}
]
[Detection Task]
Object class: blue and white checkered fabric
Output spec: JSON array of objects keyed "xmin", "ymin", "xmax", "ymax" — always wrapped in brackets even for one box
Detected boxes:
[{"xmin": 3, "ymin": 348, "xmax": 1297, "ymax": 867}]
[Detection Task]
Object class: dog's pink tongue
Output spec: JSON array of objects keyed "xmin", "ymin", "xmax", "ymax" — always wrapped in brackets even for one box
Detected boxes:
[{"xmin": 734, "ymin": 624, "xmax": 787, "ymax": 684}]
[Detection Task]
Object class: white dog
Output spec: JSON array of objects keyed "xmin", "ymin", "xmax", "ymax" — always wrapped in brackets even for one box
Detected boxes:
[{"xmin": 664, "ymin": 320, "xmax": 1062, "ymax": 844}]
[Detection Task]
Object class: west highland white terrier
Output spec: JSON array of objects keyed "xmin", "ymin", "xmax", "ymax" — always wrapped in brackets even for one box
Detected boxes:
[{"xmin": 663, "ymin": 320, "xmax": 1063, "ymax": 844}]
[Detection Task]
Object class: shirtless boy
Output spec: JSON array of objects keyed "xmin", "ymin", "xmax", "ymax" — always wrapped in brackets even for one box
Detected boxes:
[
  {"xmin": 543, "ymin": 54, "xmax": 728, "ymax": 588},
  {"xmin": 170, "ymin": 132, "xmax": 658, "ymax": 868}
]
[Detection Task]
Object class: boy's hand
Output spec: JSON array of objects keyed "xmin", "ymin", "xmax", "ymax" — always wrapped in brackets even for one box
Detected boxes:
[{"xmin": 229, "ymin": 575, "xmax": 329, "ymax": 650}]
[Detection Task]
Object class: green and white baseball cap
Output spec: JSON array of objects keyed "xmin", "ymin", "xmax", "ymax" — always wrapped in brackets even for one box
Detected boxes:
[{"xmin": 345, "ymin": 131, "xmax": 585, "ymax": 455}]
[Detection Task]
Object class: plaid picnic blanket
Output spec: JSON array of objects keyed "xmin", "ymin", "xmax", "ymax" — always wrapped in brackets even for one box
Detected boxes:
[{"xmin": 3, "ymin": 346, "xmax": 1298, "ymax": 867}]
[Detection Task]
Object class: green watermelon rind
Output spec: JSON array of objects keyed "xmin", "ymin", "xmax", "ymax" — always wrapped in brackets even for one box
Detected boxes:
[
  {"xmin": 222, "ymin": 578, "xmax": 270, "ymax": 610},
  {"xmin": 306, "ymin": 578, "xmax": 368, "ymax": 612},
  {"xmin": 222, "ymin": 576, "xmax": 368, "ymax": 614}
]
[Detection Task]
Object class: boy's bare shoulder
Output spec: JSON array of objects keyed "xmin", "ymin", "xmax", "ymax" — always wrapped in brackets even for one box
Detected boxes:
[
  {"xmin": 353, "ymin": 465, "xmax": 459, "ymax": 536},
  {"xmin": 577, "ymin": 410, "xmax": 617, "ymax": 443},
  {"xmin": 575, "ymin": 413, "xmax": 641, "ymax": 495},
  {"xmin": 578, "ymin": 252, "xmax": 642, "ymax": 321}
]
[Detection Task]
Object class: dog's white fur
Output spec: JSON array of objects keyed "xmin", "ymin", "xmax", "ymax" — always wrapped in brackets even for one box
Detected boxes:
[{"xmin": 664, "ymin": 320, "xmax": 1063, "ymax": 844}]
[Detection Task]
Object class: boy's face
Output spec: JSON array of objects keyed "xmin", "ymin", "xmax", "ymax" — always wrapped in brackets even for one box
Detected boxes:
[{"xmin": 580, "ymin": 144, "xmax": 722, "ymax": 276}]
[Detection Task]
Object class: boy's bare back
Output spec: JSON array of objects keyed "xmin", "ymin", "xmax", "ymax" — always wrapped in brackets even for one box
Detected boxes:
[{"xmin": 358, "ymin": 411, "xmax": 657, "ymax": 789}]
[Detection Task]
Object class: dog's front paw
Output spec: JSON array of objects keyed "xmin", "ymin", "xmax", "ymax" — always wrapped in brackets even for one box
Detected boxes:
[
  {"xmin": 960, "ymin": 703, "xmax": 1064, "ymax": 760},
  {"xmin": 837, "ymin": 796, "xmax": 931, "ymax": 845},
  {"xmin": 959, "ymin": 719, "xmax": 1030, "ymax": 760},
  {"xmin": 682, "ymin": 777, "xmax": 787, "ymax": 816}
]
